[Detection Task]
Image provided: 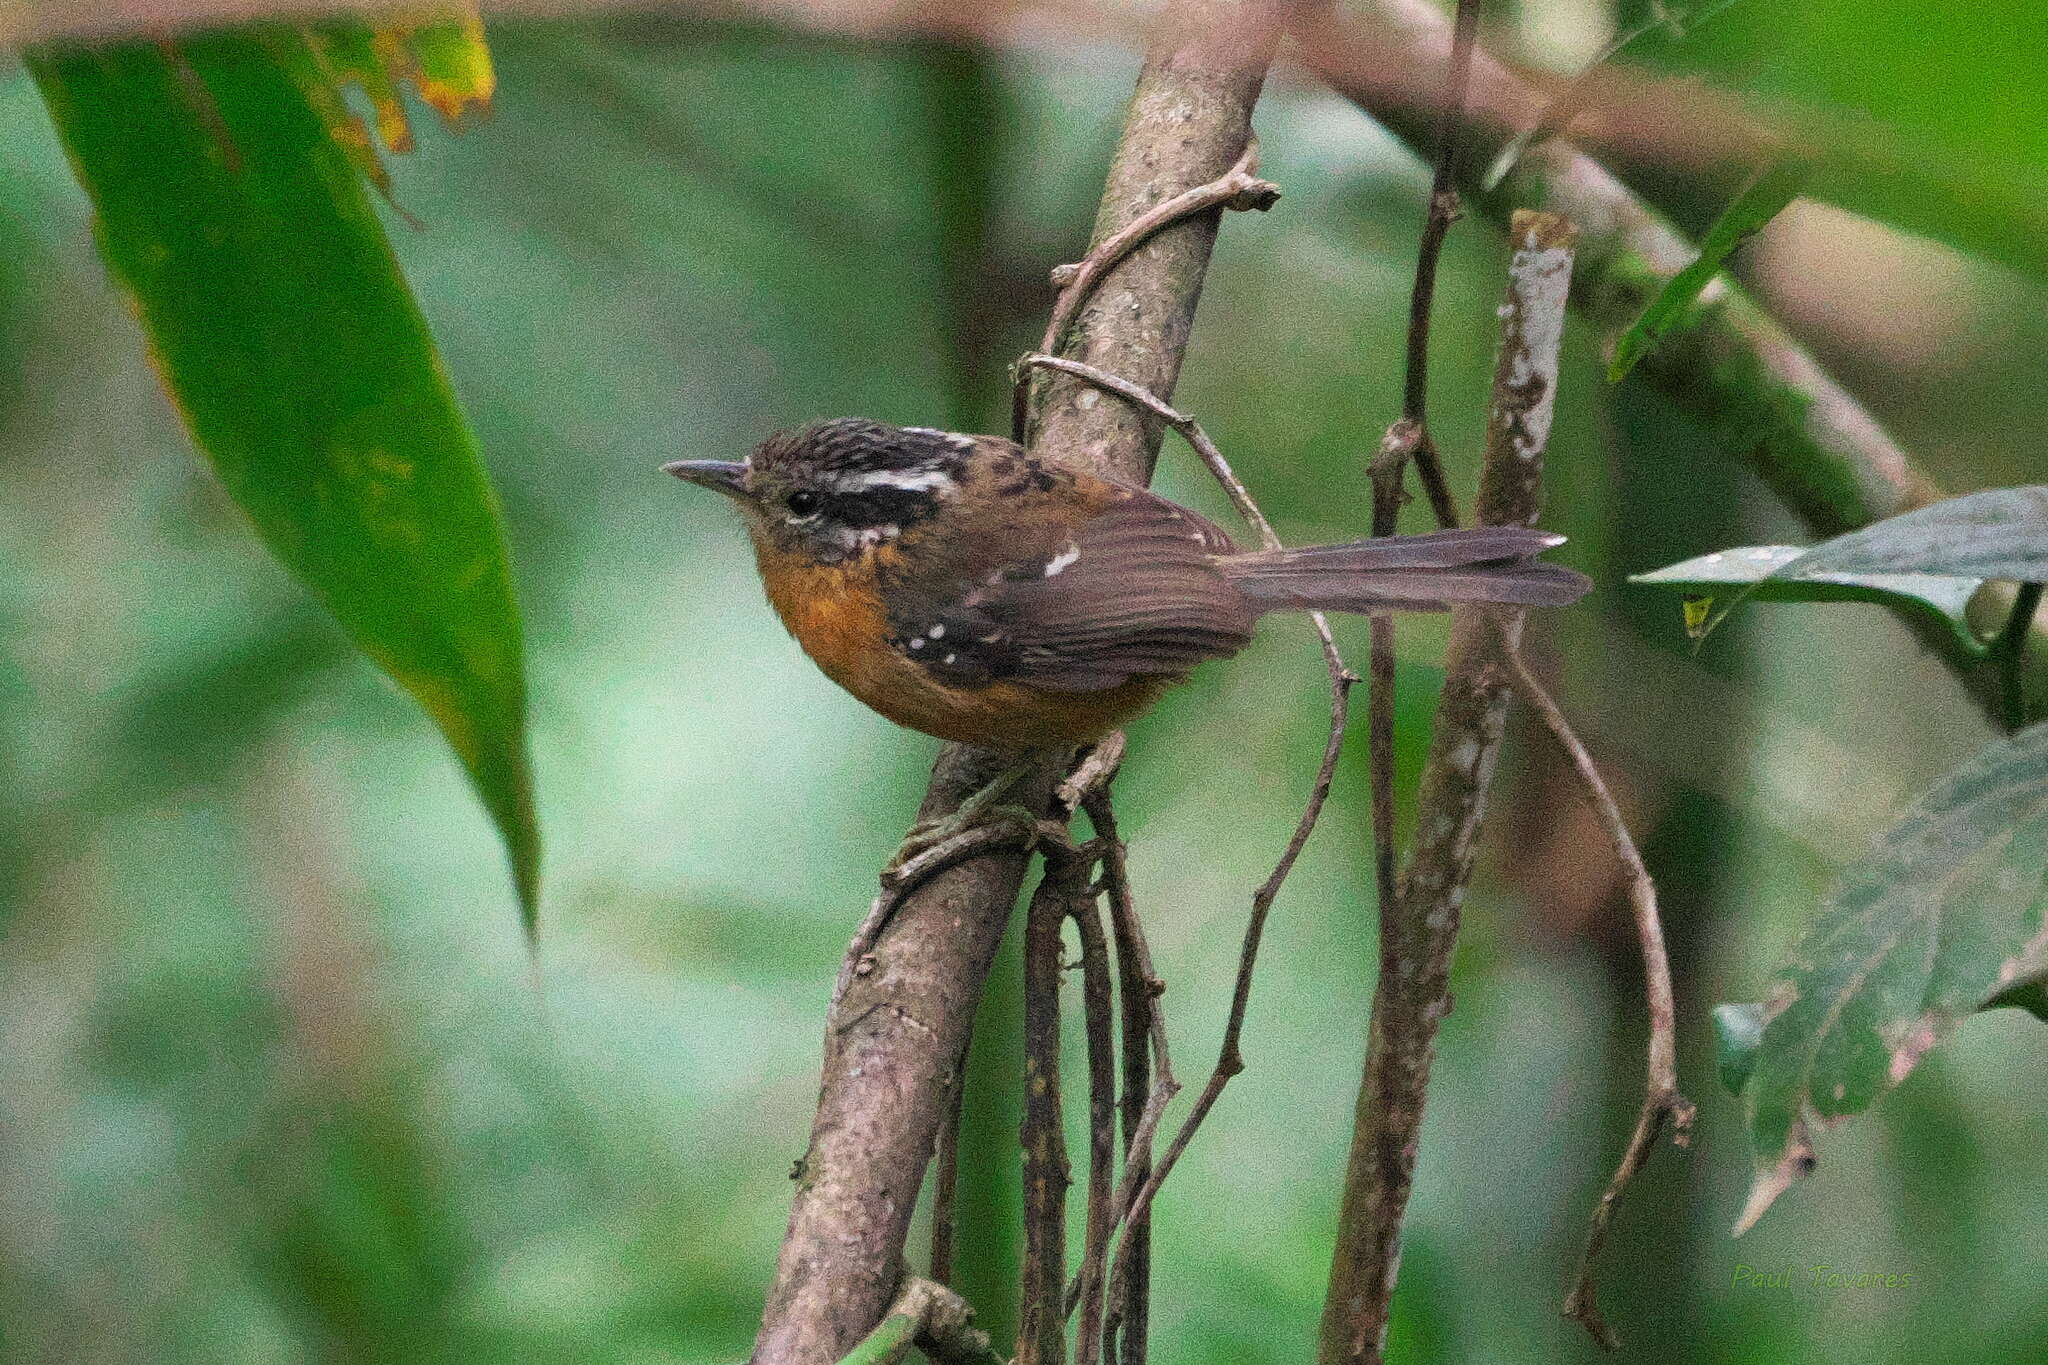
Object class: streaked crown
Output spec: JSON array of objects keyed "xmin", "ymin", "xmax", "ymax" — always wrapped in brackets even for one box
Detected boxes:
[{"xmin": 744, "ymin": 419, "xmax": 975, "ymax": 563}]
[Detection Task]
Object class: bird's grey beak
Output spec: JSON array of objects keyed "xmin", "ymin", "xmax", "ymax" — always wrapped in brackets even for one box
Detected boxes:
[{"xmin": 662, "ymin": 459, "xmax": 750, "ymax": 498}]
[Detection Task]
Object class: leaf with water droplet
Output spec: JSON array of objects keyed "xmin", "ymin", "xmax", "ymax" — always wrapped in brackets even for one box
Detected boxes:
[{"xmin": 1630, "ymin": 544, "xmax": 1988, "ymax": 655}]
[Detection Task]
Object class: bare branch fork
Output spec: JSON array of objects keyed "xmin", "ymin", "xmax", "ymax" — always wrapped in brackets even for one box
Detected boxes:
[
  {"xmin": 753, "ymin": 3, "xmax": 1294, "ymax": 1361},
  {"xmin": 832, "ymin": 1278, "xmax": 1007, "ymax": 1365}
]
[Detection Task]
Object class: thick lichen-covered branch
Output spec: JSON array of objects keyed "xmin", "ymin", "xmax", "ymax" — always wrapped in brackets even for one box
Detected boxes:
[{"xmin": 1318, "ymin": 211, "xmax": 1576, "ymax": 1365}]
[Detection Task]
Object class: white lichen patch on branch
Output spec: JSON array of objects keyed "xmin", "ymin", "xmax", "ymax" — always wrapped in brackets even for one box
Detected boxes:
[{"xmin": 1500, "ymin": 239, "xmax": 1574, "ymax": 464}]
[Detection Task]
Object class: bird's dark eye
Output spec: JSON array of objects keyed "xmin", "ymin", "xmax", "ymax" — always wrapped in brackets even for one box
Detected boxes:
[{"xmin": 786, "ymin": 490, "xmax": 821, "ymax": 517}]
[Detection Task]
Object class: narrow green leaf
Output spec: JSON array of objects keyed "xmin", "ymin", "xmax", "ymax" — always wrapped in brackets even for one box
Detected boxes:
[
  {"xmin": 1732, "ymin": 722, "xmax": 2048, "ymax": 1234},
  {"xmin": 1629, "ymin": 544, "xmax": 1988, "ymax": 656},
  {"xmin": 1608, "ymin": 159, "xmax": 1808, "ymax": 381},
  {"xmin": 28, "ymin": 31, "xmax": 539, "ymax": 930}
]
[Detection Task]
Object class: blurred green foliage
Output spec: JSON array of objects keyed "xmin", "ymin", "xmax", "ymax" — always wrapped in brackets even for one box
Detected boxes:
[{"xmin": 2, "ymin": 8, "xmax": 2048, "ymax": 1365}]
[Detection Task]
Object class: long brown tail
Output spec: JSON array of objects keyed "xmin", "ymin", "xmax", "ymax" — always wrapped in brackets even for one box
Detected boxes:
[{"xmin": 1217, "ymin": 526, "xmax": 1590, "ymax": 613}]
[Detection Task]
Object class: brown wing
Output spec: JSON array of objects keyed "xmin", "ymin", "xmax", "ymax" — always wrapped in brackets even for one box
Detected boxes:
[{"xmin": 883, "ymin": 486, "xmax": 1255, "ymax": 693}]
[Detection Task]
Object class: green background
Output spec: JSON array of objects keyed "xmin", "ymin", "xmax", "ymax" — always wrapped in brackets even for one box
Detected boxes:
[{"xmin": 2, "ymin": 6, "xmax": 2045, "ymax": 1362}]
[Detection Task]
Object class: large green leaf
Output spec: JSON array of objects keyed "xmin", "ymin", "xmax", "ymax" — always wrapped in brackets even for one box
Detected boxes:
[
  {"xmin": 1772, "ymin": 486, "xmax": 2048, "ymax": 584},
  {"xmin": 1728, "ymin": 722, "xmax": 2048, "ymax": 1234},
  {"xmin": 1634, "ymin": 486, "xmax": 2048, "ymax": 649},
  {"xmin": 1629, "ymin": 544, "xmax": 1988, "ymax": 656},
  {"xmin": 28, "ymin": 31, "xmax": 539, "ymax": 929},
  {"xmin": 1620, "ymin": 0, "xmax": 2048, "ymax": 282}
]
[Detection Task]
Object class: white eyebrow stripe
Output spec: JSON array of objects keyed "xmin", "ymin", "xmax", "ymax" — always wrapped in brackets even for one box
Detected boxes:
[
  {"xmin": 902, "ymin": 426, "xmax": 978, "ymax": 452},
  {"xmin": 834, "ymin": 467, "xmax": 958, "ymax": 493}
]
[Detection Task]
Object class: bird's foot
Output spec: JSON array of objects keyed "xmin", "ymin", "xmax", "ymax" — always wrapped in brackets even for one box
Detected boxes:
[{"xmin": 883, "ymin": 760, "xmax": 1041, "ymax": 883}]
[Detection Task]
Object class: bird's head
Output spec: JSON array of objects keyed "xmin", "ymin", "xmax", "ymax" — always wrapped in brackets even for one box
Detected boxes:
[{"xmin": 665, "ymin": 418, "xmax": 976, "ymax": 564}]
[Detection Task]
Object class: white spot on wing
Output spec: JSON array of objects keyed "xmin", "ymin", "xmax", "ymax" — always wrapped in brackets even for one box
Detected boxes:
[
  {"xmin": 1042, "ymin": 543, "xmax": 1081, "ymax": 577},
  {"xmin": 928, "ymin": 623, "xmax": 945, "ymax": 639}
]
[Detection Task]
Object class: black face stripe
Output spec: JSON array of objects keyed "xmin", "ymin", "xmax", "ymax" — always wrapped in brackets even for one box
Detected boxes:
[{"xmin": 820, "ymin": 484, "xmax": 943, "ymax": 531}]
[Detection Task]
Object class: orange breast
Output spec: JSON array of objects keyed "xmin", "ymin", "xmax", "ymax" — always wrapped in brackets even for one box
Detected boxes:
[{"xmin": 753, "ymin": 543, "xmax": 1171, "ymax": 750}]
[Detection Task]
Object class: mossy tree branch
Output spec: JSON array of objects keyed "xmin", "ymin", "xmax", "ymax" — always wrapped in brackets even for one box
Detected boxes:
[{"xmin": 1296, "ymin": 0, "xmax": 2046, "ymax": 716}]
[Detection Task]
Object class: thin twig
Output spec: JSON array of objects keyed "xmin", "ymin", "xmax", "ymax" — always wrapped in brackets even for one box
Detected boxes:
[
  {"xmin": 1114, "ymin": 653, "xmax": 1354, "ymax": 1231},
  {"xmin": 1069, "ymin": 894, "xmax": 1119, "ymax": 1363},
  {"xmin": 1020, "ymin": 354, "xmax": 1300, "ymax": 550},
  {"xmin": 1084, "ymin": 793, "xmax": 1176, "ymax": 1090},
  {"xmin": 1497, "ymin": 641, "xmax": 1695, "ymax": 1351},
  {"xmin": 1016, "ymin": 139, "xmax": 1279, "ymax": 442},
  {"xmin": 1014, "ymin": 353, "xmax": 1352, "ymax": 684},
  {"xmin": 1019, "ymin": 853, "xmax": 1085, "ymax": 1365},
  {"xmin": 1393, "ymin": 0, "xmax": 1480, "ymax": 530},
  {"xmin": 1088, "ymin": 790, "xmax": 1166, "ymax": 1365},
  {"xmin": 1085, "ymin": 791, "xmax": 1182, "ymax": 1317},
  {"xmin": 1476, "ymin": 0, "xmax": 1743, "ymax": 192},
  {"xmin": 1995, "ymin": 583, "xmax": 2044, "ymax": 734}
]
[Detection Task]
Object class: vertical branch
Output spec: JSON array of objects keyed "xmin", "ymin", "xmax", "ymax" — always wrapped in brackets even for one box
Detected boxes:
[
  {"xmin": 1319, "ymin": 210, "xmax": 1578, "ymax": 1365},
  {"xmin": 1361, "ymin": 0, "xmax": 1480, "ymax": 1097},
  {"xmin": 1070, "ymin": 897, "xmax": 1119, "ymax": 1365},
  {"xmin": 1087, "ymin": 792, "xmax": 1174, "ymax": 1365},
  {"xmin": 1395, "ymin": 0, "xmax": 1481, "ymax": 530},
  {"xmin": 1018, "ymin": 855, "xmax": 1081, "ymax": 1365}
]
